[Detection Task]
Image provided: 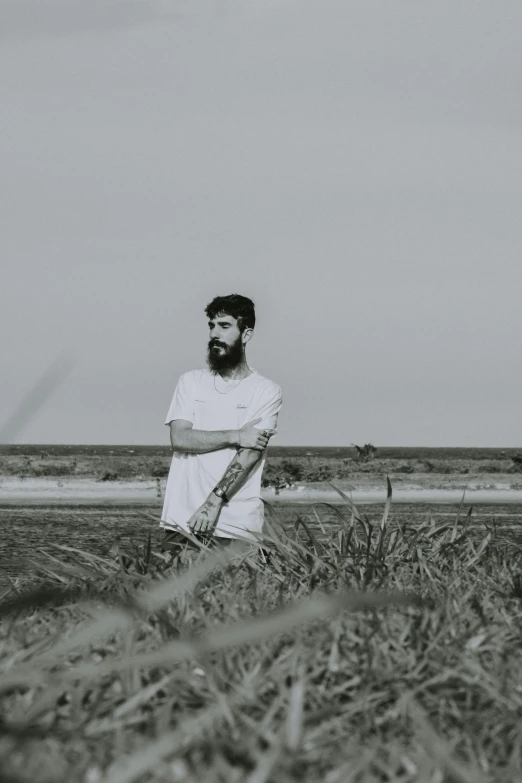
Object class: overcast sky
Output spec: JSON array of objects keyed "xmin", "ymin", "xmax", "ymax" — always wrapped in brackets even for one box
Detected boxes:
[{"xmin": 1, "ymin": 0, "xmax": 521, "ymax": 446}]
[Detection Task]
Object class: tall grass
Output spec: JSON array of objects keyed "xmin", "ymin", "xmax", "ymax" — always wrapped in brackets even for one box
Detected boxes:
[{"xmin": 1, "ymin": 484, "xmax": 522, "ymax": 782}]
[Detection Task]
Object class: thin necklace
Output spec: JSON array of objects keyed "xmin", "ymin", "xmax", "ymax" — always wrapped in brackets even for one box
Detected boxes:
[{"xmin": 213, "ymin": 369, "xmax": 252, "ymax": 395}]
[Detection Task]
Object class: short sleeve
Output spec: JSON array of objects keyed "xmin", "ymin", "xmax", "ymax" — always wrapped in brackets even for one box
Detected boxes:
[
  {"xmin": 251, "ymin": 384, "xmax": 283, "ymax": 439},
  {"xmin": 165, "ymin": 373, "xmax": 195, "ymax": 426}
]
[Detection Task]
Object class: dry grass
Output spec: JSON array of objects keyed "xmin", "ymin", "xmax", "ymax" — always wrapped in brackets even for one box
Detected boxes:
[
  {"xmin": 3, "ymin": 449, "xmax": 521, "ymax": 483},
  {"xmin": 1, "ymin": 485, "xmax": 522, "ymax": 782}
]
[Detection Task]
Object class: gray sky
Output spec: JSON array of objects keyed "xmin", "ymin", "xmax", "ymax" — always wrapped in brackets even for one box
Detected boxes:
[{"xmin": 1, "ymin": 0, "xmax": 521, "ymax": 446}]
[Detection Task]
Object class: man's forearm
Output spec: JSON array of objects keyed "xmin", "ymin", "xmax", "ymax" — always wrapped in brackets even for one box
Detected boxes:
[
  {"xmin": 171, "ymin": 428, "xmax": 239, "ymax": 455},
  {"xmin": 211, "ymin": 448, "xmax": 262, "ymax": 502},
  {"xmin": 183, "ymin": 445, "xmax": 266, "ymax": 536},
  {"xmin": 185, "ymin": 448, "xmax": 263, "ymax": 537}
]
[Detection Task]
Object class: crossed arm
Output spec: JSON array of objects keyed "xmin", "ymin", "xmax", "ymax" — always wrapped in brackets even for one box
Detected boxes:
[
  {"xmin": 188, "ymin": 448, "xmax": 263, "ymax": 535},
  {"xmin": 169, "ymin": 419, "xmax": 272, "ymax": 536}
]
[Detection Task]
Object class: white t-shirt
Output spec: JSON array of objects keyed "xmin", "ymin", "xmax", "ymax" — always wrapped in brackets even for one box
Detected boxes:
[{"xmin": 160, "ymin": 368, "xmax": 282, "ymax": 541}]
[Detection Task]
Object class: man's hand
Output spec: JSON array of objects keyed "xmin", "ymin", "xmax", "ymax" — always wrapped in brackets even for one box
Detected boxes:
[
  {"xmin": 187, "ymin": 492, "xmax": 224, "ymax": 536},
  {"xmin": 238, "ymin": 418, "xmax": 275, "ymax": 450}
]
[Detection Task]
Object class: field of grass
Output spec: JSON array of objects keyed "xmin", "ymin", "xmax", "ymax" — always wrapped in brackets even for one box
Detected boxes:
[{"xmin": 2, "ymin": 487, "xmax": 522, "ymax": 782}]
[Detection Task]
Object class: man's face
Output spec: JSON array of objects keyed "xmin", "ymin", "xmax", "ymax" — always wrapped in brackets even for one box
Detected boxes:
[{"xmin": 206, "ymin": 313, "xmax": 249, "ymax": 372}]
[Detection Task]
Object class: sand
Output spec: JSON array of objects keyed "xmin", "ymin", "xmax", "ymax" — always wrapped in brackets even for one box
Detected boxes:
[{"xmin": 2, "ymin": 476, "xmax": 522, "ymax": 505}]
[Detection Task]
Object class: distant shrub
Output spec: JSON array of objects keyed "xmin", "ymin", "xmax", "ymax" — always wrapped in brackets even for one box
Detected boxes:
[
  {"xmin": 280, "ymin": 459, "xmax": 304, "ymax": 482},
  {"xmin": 308, "ymin": 464, "xmax": 335, "ymax": 482},
  {"xmin": 511, "ymin": 454, "xmax": 522, "ymax": 472},
  {"xmin": 477, "ymin": 463, "xmax": 504, "ymax": 474},
  {"xmin": 436, "ymin": 463, "xmax": 457, "ymax": 474},
  {"xmin": 394, "ymin": 463, "xmax": 415, "ymax": 474},
  {"xmin": 99, "ymin": 471, "xmax": 118, "ymax": 482},
  {"xmin": 151, "ymin": 462, "xmax": 170, "ymax": 479},
  {"xmin": 352, "ymin": 443, "xmax": 377, "ymax": 462},
  {"xmin": 421, "ymin": 461, "xmax": 456, "ymax": 474},
  {"xmin": 109, "ymin": 462, "xmax": 137, "ymax": 479},
  {"xmin": 33, "ymin": 462, "xmax": 73, "ymax": 477},
  {"xmin": 1, "ymin": 462, "xmax": 34, "ymax": 477}
]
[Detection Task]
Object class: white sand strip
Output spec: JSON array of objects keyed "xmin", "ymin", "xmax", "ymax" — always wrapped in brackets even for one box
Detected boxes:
[{"xmin": 1, "ymin": 477, "xmax": 522, "ymax": 505}]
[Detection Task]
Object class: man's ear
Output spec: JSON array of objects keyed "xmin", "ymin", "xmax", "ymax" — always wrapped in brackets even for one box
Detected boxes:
[{"xmin": 242, "ymin": 328, "xmax": 253, "ymax": 345}]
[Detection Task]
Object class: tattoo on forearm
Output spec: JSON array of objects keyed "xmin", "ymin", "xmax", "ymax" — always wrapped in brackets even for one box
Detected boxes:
[{"xmin": 215, "ymin": 455, "xmax": 248, "ymax": 495}]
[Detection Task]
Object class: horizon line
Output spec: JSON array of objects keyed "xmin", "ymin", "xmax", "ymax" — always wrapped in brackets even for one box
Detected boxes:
[{"xmin": 1, "ymin": 443, "xmax": 521, "ymax": 451}]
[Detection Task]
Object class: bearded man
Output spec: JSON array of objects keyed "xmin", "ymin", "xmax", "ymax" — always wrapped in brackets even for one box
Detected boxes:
[{"xmin": 160, "ymin": 294, "xmax": 283, "ymax": 553}]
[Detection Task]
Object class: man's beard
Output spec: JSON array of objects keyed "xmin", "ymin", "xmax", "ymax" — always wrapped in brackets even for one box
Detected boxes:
[{"xmin": 206, "ymin": 337, "xmax": 244, "ymax": 373}]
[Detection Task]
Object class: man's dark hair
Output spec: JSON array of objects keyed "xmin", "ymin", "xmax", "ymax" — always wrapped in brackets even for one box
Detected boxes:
[{"xmin": 205, "ymin": 294, "xmax": 256, "ymax": 332}]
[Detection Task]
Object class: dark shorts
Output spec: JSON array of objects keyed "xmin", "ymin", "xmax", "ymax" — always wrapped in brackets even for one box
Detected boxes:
[
  {"xmin": 160, "ymin": 528, "xmax": 271, "ymax": 562},
  {"xmin": 161, "ymin": 528, "xmax": 243, "ymax": 552}
]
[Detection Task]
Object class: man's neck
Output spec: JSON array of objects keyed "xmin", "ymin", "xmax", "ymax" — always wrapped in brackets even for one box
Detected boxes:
[{"xmin": 217, "ymin": 360, "xmax": 252, "ymax": 382}]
